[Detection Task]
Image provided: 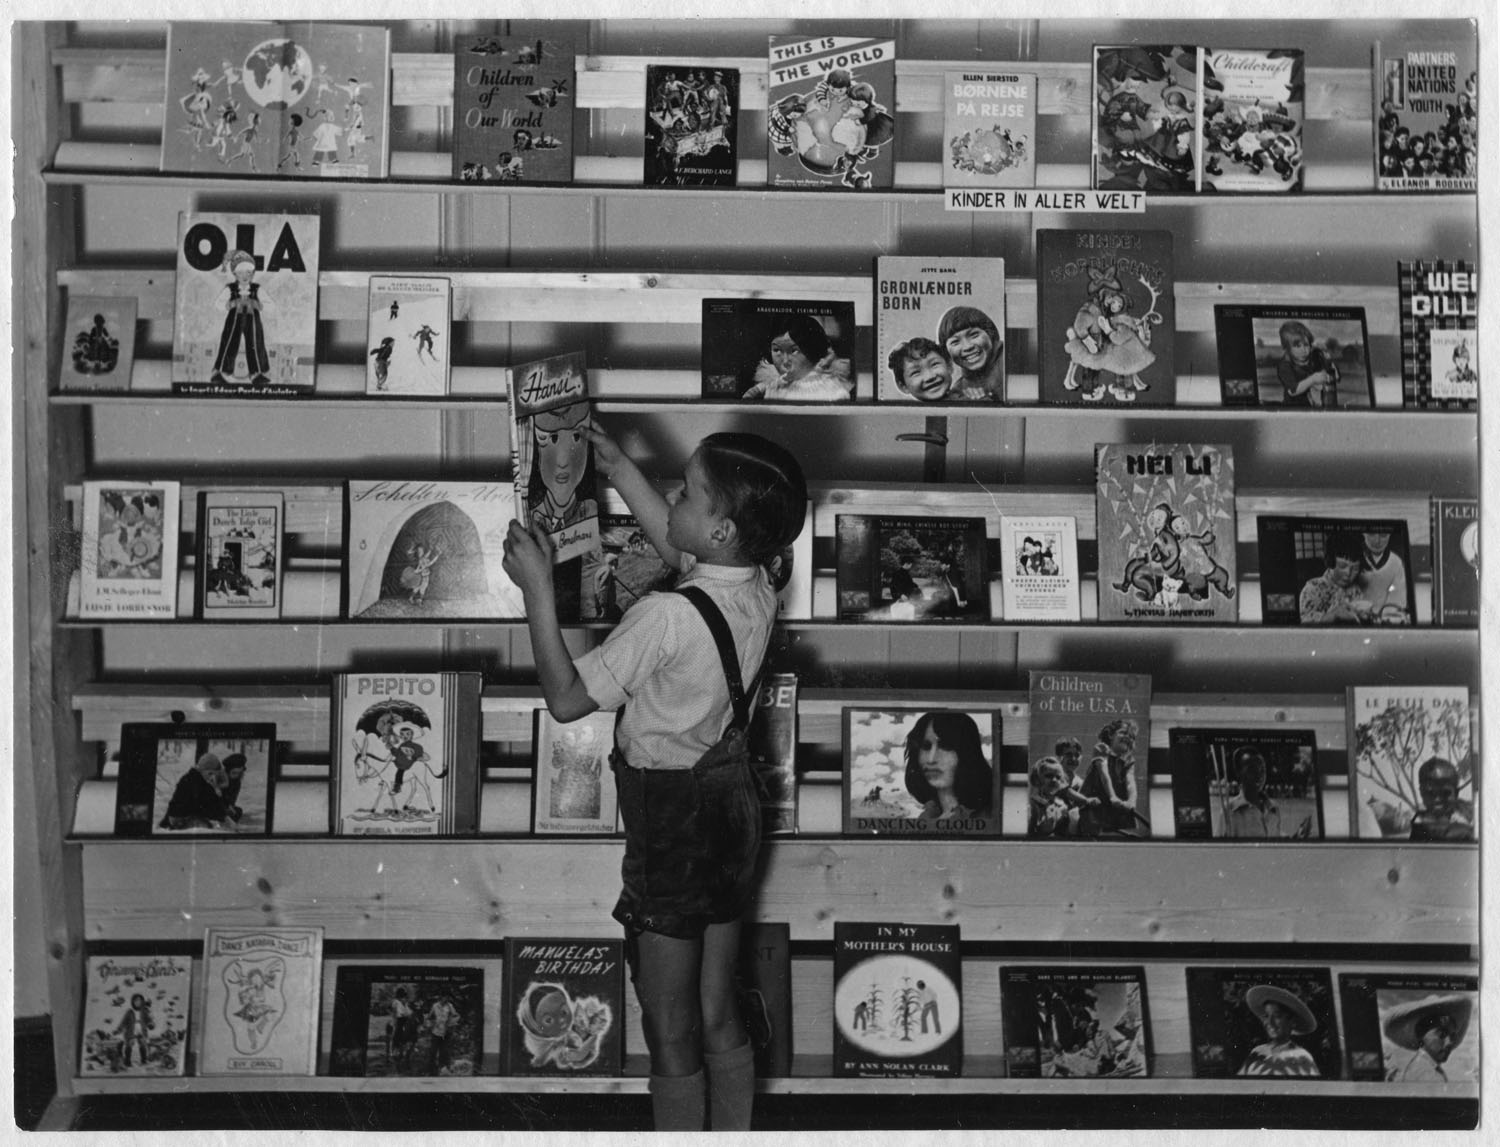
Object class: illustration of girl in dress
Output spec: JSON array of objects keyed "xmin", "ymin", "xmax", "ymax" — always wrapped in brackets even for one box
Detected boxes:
[
  {"xmin": 72, "ymin": 311, "xmax": 120, "ymax": 374},
  {"xmin": 211, "ymin": 249, "xmax": 272, "ymax": 386},
  {"xmin": 178, "ymin": 67, "xmax": 214, "ymax": 148},
  {"xmin": 398, "ymin": 540, "xmax": 442, "ymax": 603},
  {"xmin": 224, "ymin": 959, "xmax": 284, "ymax": 1054},
  {"xmin": 1062, "ymin": 264, "xmax": 1163, "ymax": 402}
]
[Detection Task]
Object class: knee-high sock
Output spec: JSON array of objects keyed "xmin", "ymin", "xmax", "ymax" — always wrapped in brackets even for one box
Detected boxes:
[
  {"xmin": 649, "ymin": 1068, "xmax": 706, "ymax": 1131},
  {"xmin": 703, "ymin": 1040, "xmax": 755, "ymax": 1131}
]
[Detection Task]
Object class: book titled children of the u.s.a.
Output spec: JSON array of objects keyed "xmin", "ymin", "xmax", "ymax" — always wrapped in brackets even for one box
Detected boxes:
[
  {"xmin": 503, "ymin": 938, "xmax": 625, "ymax": 1076},
  {"xmin": 79, "ymin": 954, "xmax": 193, "ymax": 1077},
  {"xmin": 998, "ymin": 514, "xmax": 1080, "ymax": 622},
  {"xmin": 1398, "ymin": 259, "xmax": 1477, "ymax": 410},
  {"xmin": 875, "ymin": 256, "xmax": 1006, "ymax": 404},
  {"xmin": 452, "ymin": 27, "xmax": 575, "ymax": 184},
  {"xmin": 644, "ymin": 64, "xmax": 739, "ymax": 187},
  {"xmin": 767, "ymin": 35, "xmax": 896, "ymax": 190},
  {"xmin": 508, "ymin": 351, "xmax": 600, "ymax": 566},
  {"xmin": 1347, "ymin": 685, "xmax": 1473, "ymax": 842},
  {"xmin": 365, "ymin": 276, "xmax": 451, "ymax": 396},
  {"xmin": 833, "ymin": 921, "xmax": 962, "ymax": 1077},
  {"xmin": 1198, "ymin": 49, "xmax": 1304, "ymax": 192},
  {"xmin": 198, "ymin": 926, "xmax": 324, "ymax": 1076},
  {"xmin": 942, "ymin": 70, "xmax": 1036, "ymax": 189},
  {"xmin": 79, "ymin": 480, "xmax": 180, "ymax": 620},
  {"xmin": 1373, "ymin": 39, "xmax": 1477, "ymax": 192},
  {"xmin": 1000, "ymin": 965, "xmax": 1150, "ymax": 1078},
  {"xmin": 1431, "ymin": 496, "xmax": 1479, "ymax": 627},
  {"xmin": 196, "ymin": 490, "xmax": 283, "ymax": 620}
]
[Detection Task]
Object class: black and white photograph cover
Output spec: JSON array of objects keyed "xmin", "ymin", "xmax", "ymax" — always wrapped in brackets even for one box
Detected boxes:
[
  {"xmin": 1186, "ymin": 965, "xmax": 1341, "ymax": 1080},
  {"xmin": 1338, "ymin": 972, "xmax": 1479, "ymax": 1083},
  {"xmin": 702, "ymin": 298, "xmax": 857, "ymax": 402},
  {"xmin": 1214, "ymin": 304, "xmax": 1374, "ymax": 408},
  {"xmin": 836, "ymin": 514, "xmax": 989, "ymax": 623},
  {"xmin": 1000, "ymin": 965, "xmax": 1150, "ymax": 1078},
  {"xmin": 842, "ymin": 706, "xmax": 1000, "ymax": 837},
  {"xmin": 329, "ymin": 965, "xmax": 485, "ymax": 1078},
  {"xmin": 113, "ymin": 722, "xmax": 277, "ymax": 837},
  {"xmin": 1168, "ymin": 728, "xmax": 1322, "ymax": 841},
  {"xmin": 1256, "ymin": 515, "xmax": 1415, "ymax": 627}
]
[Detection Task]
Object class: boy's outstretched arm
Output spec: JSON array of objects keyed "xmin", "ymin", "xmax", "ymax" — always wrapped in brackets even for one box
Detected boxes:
[
  {"xmin": 501, "ymin": 521, "xmax": 599, "ymax": 722},
  {"xmin": 584, "ymin": 421, "xmax": 683, "ymax": 569}
]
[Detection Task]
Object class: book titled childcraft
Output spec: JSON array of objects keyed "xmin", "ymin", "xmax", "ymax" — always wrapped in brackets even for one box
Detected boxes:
[
  {"xmin": 738, "ymin": 922, "xmax": 793, "ymax": 1077},
  {"xmin": 1186, "ymin": 966, "xmax": 1340, "ymax": 1080},
  {"xmin": 645, "ymin": 65, "xmax": 739, "ymax": 186},
  {"xmin": 79, "ymin": 955, "xmax": 193, "ymax": 1077},
  {"xmin": 1168, "ymin": 728, "xmax": 1322, "ymax": 840},
  {"xmin": 114, "ymin": 722, "xmax": 277, "ymax": 837},
  {"xmin": 79, "ymin": 480, "xmax": 181, "ymax": 620},
  {"xmin": 943, "ymin": 70, "xmax": 1036, "ymax": 189},
  {"xmin": 531, "ymin": 709, "xmax": 619, "ymax": 835},
  {"xmin": 875, "ymin": 256, "xmax": 1006, "ymax": 404},
  {"xmin": 1430, "ymin": 497, "xmax": 1479, "ymax": 626},
  {"xmin": 1256, "ymin": 516, "xmax": 1415, "ymax": 627},
  {"xmin": 62, "ymin": 295, "xmax": 136, "ymax": 392},
  {"xmin": 842, "ymin": 707, "xmax": 1000, "ymax": 837},
  {"xmin": 1338, "ymin": 972, "xmax": 1479, "ymax": 1083},
  {"xmin": 1373, "ymin": 39, "xmax": 1477, "ymax": 192},
  {"xmin": 1093, "ymin": 45, "xmax": 1199, "ymax": 193},
  {"xmin": 750, "ymin": 673, "xmax": 799, "ymax": 835},
  {"xmin": 1214, "ymin": 305, "xmax": 1373, "ymax": 408},
  {"xmin": 833, "ymin": 922, "xmax": 962, "ymax": 1077},
  {"xmin": 503, "ymin": 938, "xmax": 625, "ymax": 1076},
  {"xmin": 701, "ymin": 299, "xmax": 857, "ymax": 402},
  {"xmin": 365, "ymin": 277, "xmax": 451, "ymax": 396},
  {"xmin": 998, "ymin": 515, "xmax": 1080, "ymax": 622},
  {"xmin": 452, "ymin": 28, "xmax": 575, "ymax": 184},
  {"xmin": 1199, "ymin": 49, "xmax": 1304, "ymax": 192},
  {"xmin": 767, "ymin": 35, "xmax": 896, "ymax": 190},
  {"xmin": 1000, "ymin": 966, "xmax": 1150, "ymax": 1078},
  {"xmin": 836, "ymin": 515, "xmax": 989, "ymax": 623},
  {"xmin": 1398, "ymin": 260, "xmax": 1478, "ymax": 410},
  {"xmin": 330, "ymin": 672, "xmax": 482, "ymax": 836},
  {"xmin": 196, "ymin": 490, "xmax": 283, "ymax": 620},
  {"xmin": 198, "ymin": 926, "xmax": 324, "ymax": 1076},
  {"xmin": 1347, "ymin": 685, "xmax": 1473, "ymax": 842},
  {"xmin": 509, "ymin": 351, "xmax": 601, "ymax": 566},
  {"xmin": 329, "ymin": 965, "xmax": 484, "ymax": 1077}
]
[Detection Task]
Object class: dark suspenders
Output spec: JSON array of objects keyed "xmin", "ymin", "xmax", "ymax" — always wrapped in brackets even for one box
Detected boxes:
[{"xmin": 674, "ymin": 585, "xmax": 761, "ymax": 733}]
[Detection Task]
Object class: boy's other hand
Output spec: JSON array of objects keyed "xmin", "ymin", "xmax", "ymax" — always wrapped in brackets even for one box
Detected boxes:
[{"xmin": 502, "ymin": 519, "xmax": 556, "ymax": 599}]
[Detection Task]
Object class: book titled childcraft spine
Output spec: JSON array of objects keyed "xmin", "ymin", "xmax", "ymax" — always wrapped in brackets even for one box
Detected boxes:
[
  {"xmin": 1430, "ymin": 497, "xmax": 1479, "ymax": 626},
  {"xmin": 502, "ymin": 937, "xmax": 625, "ymax": 1076},
  {"xmin": 833, "ymin": 921, "xmax": 962, "ymax": 1077},
  {"xmin": 874, "ymin": 256, "xmax": 1006, "ymax": 404},
  {"xmin": 942, "ymin": 71, "xmax": 1036, "ymax": 189},
  {"xmin": 198, "ymin": 926, "xmax": 324, "ymax": 1076},
  {"xmin": 1373, "ymin": 40, "xmax": 1477, "ymax": 192},
  {"xmin": 452, "ymin": 27, "xmax": 575, "ymax": 183},
  {"xmin": 1398, "ymin": 260, "xmax": 1477, "ymax": 410},
  {"xmin": 767, "ymin": 35, "xmax": 896, "ymax": 190}
]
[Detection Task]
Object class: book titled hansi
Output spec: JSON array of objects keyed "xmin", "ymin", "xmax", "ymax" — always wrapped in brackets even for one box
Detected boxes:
[
  {"xmin": 702, "ymin": 298, "xmax": 857, "ymax": 402},
  {"xmin": 61, "ymin": 295, "xmax": 136, "ymax": 392},
  {"xmin": 836, "ymin": 515, "xmax": 989, "ymax": 623},
  {"xmin": 509, "ymin": 351, "xmax": 601, "ymax": 568},
  {"xmin": 1095, "ymin": 443, "xmax": 1237, "ymax": 623},
  {"xmin": 875, "ymin": 256, "xmax": 1006, "ymax": 404},
  {"xmin": 1398, "ymin": 259, "xmax": 1478, "ymax": 410},
  {"xmin": 531, "ymin": 709, "xmax": 619, "ymax": 835},
  {"xmin": 833, "ymin": 922, "xmax": 962, "ymax": 1077},
  {"xmin": 1026, "ymin": 670, "xmax": 1152, "ymax": 839},
  {"xmin": 1092, "ymin": 45, "xmax": 1199, "ymax": 193},
  {"xmin": 196, "ymin": 490, "xmax": 283, "ymax": 620},
  {"xmin": 998, "ymin": 514, "xmax": 1080, "ymax": 622},
  {"xmin": 1214, "ymin": 304, "xmax": 1374, "ymax": 408},
  {"xmin": 198, "ymin": 926, "xmax": 323, "ymax": 1076},
  {"xmin": 171, "ymin": 212, "xmax": 320, "ymax": 395},
  {"xmin": 329, "ymin": 965, "xmax": 484, "ymax": 1077},
  {"xmin": 1373, "ymin": 39, "xmax": 1477, "ymax": 192},
  {"xmin": 1000, "ymin": 966, "xmax": 1150, "ymax": 1078},
  {"xmin": 750, "ymin": 673, "xmax": 799, "ymax": 835},
  {"xmin": 644, "ymin": 64, "xmax": 739, "ymax": 186},
  {"xmin": 330, "ymin": 672, "xmax": 483, "ymax": 836},
  {"xmin": 1168, "ymin": 728, "xmax": 1322, "ymax": 841},
  {"xmin": 1198, "ymin": 49, "xmax": 1304, "ymax": 192},
  {"xmin": 767, "ymin": 35, "xmax": 896, "ymax": 190},
  {"xmin": 114, "ymin": 722, "xmax": 277, "ymax": 837},
  {"xmin": 1255, "ymin": 516, "xmax": 1415, "ymax": 627},
  {"xmin": 80, "ymin": 955, "xmax": 193, "ymax": 1077},
  {"xmin": 365, "ymin": 277, "xmax": 451, "ymax": 396},
  {"xmin": 1430, "ymin": 497, "xmax": 1479, "ymax": 627},
  {"xmin": 843, "ymin": 707, "xmax": 1000, "ymax": 837},
  {"xmin": 1338, "ymin": 972, "xmax": 1479, "ymax": 1083},
  {"xmin": 162, "ymin": 22, "xmax": 391, "ymax": 179},
  {"xmin": 452, "ymin": 27, "xmax": 575, "ymax": 184},
  {"xmin": 503, "ymin": 938, "xmax": 625, "ymax": 1076},
  {"xmin": 1036, "ymin": 229, "xmax": 1175, "ymax": 406},
  {"xmin": 1185, "ymin": 966, "xmax": 1340, "ymax": 1080},
  {"xmin": 942, "ymin": 71, "xmax": 1036, "ymax": 189},
  {"xmin": 344, "ymin": 480, "xmax": 524, "ymax": 621},
  {"xmin": 738, "ymin": 922, "xmax": 793, "ymax": 1077},
  {"xmin": 78, "ymin": 480, "xmax": 181, "ymax": 620},
  {"xmin": 1347, "ymin": 685, "xmax": 1473, "ymax": 842}
]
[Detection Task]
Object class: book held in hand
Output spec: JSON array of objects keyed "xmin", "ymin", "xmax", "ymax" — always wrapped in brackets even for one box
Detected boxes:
[
  {"xmin": 453, "ymin": 27, "xmax": 575, "ymax": 184},
  {"xmin": 329, "ymin": 965, "xmax": 484, "ymax": 1077},
  {"xmin": 1338, "ymin": 972, "xmax": 1478, "ymax": 1083},
  {"xmin": 1398, "ymin": 259, "xmax": 1477, "ymax": 410},
  {"xmin": 1198, "ymin": 49, "xmax": 1304, "ymax": 192},
  {"xmin": 79, "ymin": 955, "xmax": 192, "ymax": 1077},
  {"xmin": 198, "ymin": 926, "xmax": 324, "ymax": 1076},
  {"xmin": 509, "ymin": 351, "xmax": 601, "ymax": 566},
  {"xmin": 531, "ymin": 709, "xmax": 619, "ymax": 835},
  {"xmin": 998, "ymin": 515, "xmax": 1079, "ymax": 622},
  {"xmin": 1092, "ymin": 45, "xmax": 1199, "ymax": 193},
  {"xmin": 842, "ymin": 706, "xmax": 1000, "ymax": 837},
  {"xmin": 114, "ymin": 722, "xmax": 277, "ymax": 837},
  {"xmin": 767, "ymin": 35, "xmax": 896, "ymax": 190},
  {"xmin": 1373, "ymin": 39, "xmax": 1477, "ymax": 192},
  {"xmin": 79, "ymin": 480, "xmax": 180, "ymax": 620},
  {"xmin": 1256, "ymin": 516, "xmax": 1415, "ymax": 627},
  {"xmin": 502, "ymin": 938, "xmax": 625, "ymax": 1076},
  {"xmin": 1214, "ymin": 305, "xmax": 1373, "ymax": 408},
  {"xmin": 833, "ymin": 922, "xmax": 962, "ymax": 1077},
  {"xmin": 942, "ymin": 71, "xmax": 1036, "ymax": 189},
  {"xmin": 702, "ymin": 298, "xmax": 856, "ymax": 402},
  {"xmin": 61, "ymin": 295, "xmax": 136, "ymax": 392},
  {"xmin": 875, "ymin": 256, "xmax": 1006, "ymax": 404},
  {"xmin": 645, "ymin": 64, "xmax": 739, "ymax": 186},
  {"xmin": 196, "ymin": 490, "xmax": 284, "ymax": 620},
  {"xmin": 1168, "ymin": 727, "xmax": 1321, "ymax": 840},
  {"xmin": 1430, "ymin": 497, "xmax": 1479, "ymax": 626},
  {"xmin": 1186, "ymin": 965, "xmax": 1340, "ymax": 1079},
  {"xmin": 1347, "ymin": 685, "xmax": 1473, "ymax": 842},
  {"xmin": 365, "ymin": 277, "xmax": 452, "ymax": 396},
  {"xmin": 836, "ymin": 515, "xmax": 989, "ymax": 623},
  {"xmin": 1000, "ymin": 966, "xmax": 1150, "ymax": 1078}
]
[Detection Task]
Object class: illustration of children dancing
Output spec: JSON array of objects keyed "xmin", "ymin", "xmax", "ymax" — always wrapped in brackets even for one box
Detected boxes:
[{"xmin": 1062, "ymin": 265, "xmax": 1162, "ymax": 402}]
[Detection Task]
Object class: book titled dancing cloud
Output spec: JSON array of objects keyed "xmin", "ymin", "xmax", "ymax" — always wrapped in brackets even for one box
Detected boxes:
[
  {"xmin": 1347, "ymin": 685, "xmax": 1473, "ymax": 842},
  {"xmin": 1168, "ymin": 727, "xmax": 1322, "ymax": 840},
  {"xmin": 833, "ymin": 922, "xmax": 962, "ymax": 1077},
  {"xmin": 767, "ymin": 35, "xmax": 896, "ymax": 190},
  {"xmin": 329, "ymin": 965, "xmax": 484, "ymax": 1077},
  {"xmin": 875, "ymin": 256, "xmax": 1006, "ymax": 404},
  {"xmin": 452, "ymin": 27, "xmax": 575, "ymax": 184},
  {"xmin": 942, "ymin": 70, "xmax": 1036, "ymax": 189},
  {"xmin": 1186, "ymin": 966, "xmax": 1340, "ymax": 1080},
  {"xmin": 79, "ymin": 955, "xmax": 193, "ymax": 1077},
  {"xmin": 78, "ymin": 480, "xmax": 180, "ymax": 620},
  {"xmin": 198, "ymin": 926, "xmax": 324, "ymax": 1076},
  {"xmin": 842, "ymin": 706, "xmax": 1000, "ymax": 837},
  {"xmin": 1338, "ymin": 972, "xmax": 1479, "ymax": 1083},
  {"xmin": 502, "ymin": 938, "xmax": 625, "ymax": 1076},
  {"xmin": 1000, "ymin": 966, "xmax": 1150, "ymax": 1078}
]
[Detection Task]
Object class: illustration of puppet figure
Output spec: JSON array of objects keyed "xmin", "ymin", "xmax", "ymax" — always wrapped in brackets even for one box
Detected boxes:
[
  {"xmin": 398, "ymin": 540, "xmax": 442, "ymax": 603},
  {"xmin": 1062, "ymin": 264, "xmax": 1162, "ymax": 402},
  {"xmin": 527, "ymin": 401, "xmax": 597, "ymax": 536},
  {"xmin": 1170, "ymin": 512, "xmax": 1235, "ymax": 601},
  {"xmin": 769, "ymin": 68, "xmax": 895, "ymax": 189},
  {"xmin": 211, "ymin": 249, "xmax": 272, "ymax": 386},
  {"xmin": 1114, "ymin": 502, "xmax": 1181, "ymax": 604},
  {"xmin": 223, "ymin": 957, "xmax": 285, "ymax": 1054},
  {"xmin": 1095, "ymin": 46, "xmax": 1197, "ymax": 193},
  {"xmin": 516, "ymin": 982, "xmax": 613, "ymax": 1070}
]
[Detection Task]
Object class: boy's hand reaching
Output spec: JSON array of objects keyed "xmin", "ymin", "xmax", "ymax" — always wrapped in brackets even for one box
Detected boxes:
[
  {"xmin": 502, "ymin": 520, "xmax": 556, "ymax": 600},
  {"xmin": 583, "ymin": 419, "xmax": 627, "ymax": 480}
]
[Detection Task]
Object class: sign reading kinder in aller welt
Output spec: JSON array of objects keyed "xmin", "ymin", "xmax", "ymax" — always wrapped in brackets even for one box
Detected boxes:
[{"xmin": 947, "ymin": 188, "xmax": 1145, "ymax": 213}]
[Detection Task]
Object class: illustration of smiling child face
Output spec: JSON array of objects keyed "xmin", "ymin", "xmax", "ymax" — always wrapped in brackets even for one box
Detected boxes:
[{"xmin": 534, "ymin": 402, "xmax": 589, "ymax": 507}]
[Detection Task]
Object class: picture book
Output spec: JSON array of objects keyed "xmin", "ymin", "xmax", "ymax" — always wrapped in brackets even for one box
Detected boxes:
[
  {"xmin": 842, "ymin": 707, "xmax": 1001, "ymax": 837},
  {"xmin": 1026, "ymin": 670, "xmax": 1152, "ymax": 839},
  {"xmin": 344, "ymin": 480, "xmax": 524, "ymax": 621},
  {"xmin": 1036, "ymin": 228, "xmax": 1176, "ymax": 406},
  {"xmin": 1256, "ymin": 516, "xmax": 1415, "ymax": 627},
  {"xmin": 1092, "ymin": 45, "xmax": 1199, "ymax": 193},
  {"xmin": 835, "ymin": 515, "xmax": 989, "ymax": 623},
  {"xmin": 162, "ymin": 22, "xmax": 391, "ymax": 179},
  {"xmin": 738, "ymin": 922, "xmax": 793, "ymax": 1077},
  {"xmin": 171, "ymin": 211, "xmax": 321, "ymax": 395},
  {"xmin": 1347, "ymin": 686, "xmax": 1473, "ymax": 842},
  {"xmin": 1338, "ymin": 972, "xmax": 1478, "ymax": 1083},
  {"xmin": 875, "ymin": 256, "xmax": 1006, "ymax": 404},
  {"xmin": 1199, "ymin": 49, "xmax": 1304, "ymax": 192},
  {"xmin": 365, "ymin": 276, "xmax": 451, "ymax": 396},
  {"xmin": 452, "ymin": 27, "xmax": 575, "ymax": 184},
  {"xmin": 942, "ymin": 70, "xmax": 1036, "ymax": 189},
  {"xmin": 1398, "ymin": 260, "xmax": 1478, "ymax": 410},
  {"xmin": 61, "ymin": 295, "xmax": 136, "ymax": 392},
  {"xmin": 767, "ymin": 35, "xmax": 896, "ymax": 190},
  {"xmin": 79, "ymin": 480, "xmax": 180, "ymax": 620},
  {"xmin": 1095, "ymin": 443, "xmax": 1237, "ymax": 623},
  {"xmin": 1000, "ymin": 966, "xmax": 1150, "ymax": 1078},
  {"xmin": 531, "ymin": 709, "xmax": 619, "ymax": 835},
  {"xmin": 79, "ymin": 955, "xmax": 193, "ymax": 1077},
  {"xmin": 114, "ymin": 722, "xmax": 277, "ymax": 837},
  {"xmin": 198, "ymin": 926, "xmax": 324, "ymax": 1076},
  {"xmin": 1213, "ymin": 305, "xmax": 1373, "ymax": 408},
  {"xmin": 645, "ymin": 64, "xmax": 739, "ymax": 186},
  {"xmin": 502, "ymin": 938, "xmax": 625, "ymax": 1076},
  {"xmin": 749, "ymin": 673, "xmax": 799, "ymax": 835},
  {"xmin": 196, "ymin": 490, "xmax": 283, "ymax": 620},
  {"xmin": 833, "ymin": 921, "xmax": 962, "ymax": 1077},
  {"xmin": 1373, "ymin": 39, "xmax": 1477, "ymax": 192},
  {"xmin": 1430, "ymin": 496, "xmax": 1479, "ymax": 627},
  {"xmin": 701, "ymin": 298, "xmax": 857, "ymax": 402},
  {"xmin": 329, "ymin": 965, "xmax": 484, "ymax": 1077},
  {"xmin": 329, "ymin": 672, "xmax": 483, "ymax": 836},
  {"xmin": 1185, "ymin": 965, "xmax": 1341, "ymax": 1080},
  {"xmin": 582, "ymin": 511, "xmax": 678, "ymax": 622},
  {"xmin": 997, "ymin": 514, "xmax": 1080, "ymax": 622},
  {"xmin": 1167, "ymin": 727, "xmax": 1321, "ymax": 840},
  {"xmin": 508, "ymin": 351, "xmax": 601, "ymax": 567}
]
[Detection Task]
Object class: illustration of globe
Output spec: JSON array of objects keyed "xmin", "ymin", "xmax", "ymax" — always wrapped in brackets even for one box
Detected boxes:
[{"xmin": 241, "ymin": 38, "xmax": 312, "ymax": 110}]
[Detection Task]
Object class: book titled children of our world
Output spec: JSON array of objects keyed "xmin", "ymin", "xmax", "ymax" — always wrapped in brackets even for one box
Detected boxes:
[
  {"xmin": 833, "ymin": 922, "xmax": 962, "ymax": 1077},
  {"xmin": 78, "ymin": 480, "xmax": 180, "ymax": 620},
  {"xmin": 198, "ymin": 926, "xmax": 324, "ymax": 1076},
  {"xmin": 842, "ymin": 706, "xmax": 1000, "ymax": 837},
  {"xmin": 452, "ymin": 26, "xmax": 575, "ymax": 184},
  {"xmin": 79, "ymin": 955, "xmax": 193, "ymax": 1077},
  {"xmin": 196, "ymin": 490, "xmax": 284, "ymax": 620},
  {"xmin": 365, "ymin": 276, "xmax": 452, "ymax": 396}
]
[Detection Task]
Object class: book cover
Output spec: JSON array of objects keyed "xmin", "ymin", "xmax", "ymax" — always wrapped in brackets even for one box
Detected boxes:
[
  {"xmin": 1185, "ymin": 965, "xmax": 1340, "ymax": 1079},
  {"xmin": 1095, "ymin": 443, "xmax": 1237, "ymax": 623},
  {"xmin": 582, "ymin": 512, "xmax": 678, "ymax": 622},
  {"xmin": 79, "ymin": 955, "xmax": 193, "ymax": 1077},
  {"xmin": 1256, "ymin": 516, "xmax": 1415, "ymax": 626},
  {"xmin": 1168, "ymin": 727, "xmax": 1321, "ymax": 840},
  {"xmin": 1214, "ymin": 304, "xmax": 1373, "ymax": 408},
  {"xmin": 344, "ymin": 480, "xmax": 525, "ymax": 621},
  {"xmin": 1374, "ymin": 40, "xmax": 1477, "ymax": 192},
  {"xmin": 1000, "ymin": 966, "xmax": 1150, "ymax": 1078},
  {"xmin": 836, "ymin": 515, "xmax": 989, "ymax": 623},
  {"xmin": 78, "ymin": 480, "xmax": 181, "ymax": 620},
  {"xmin": 531, "ymin": 709, "xmax": 619, "ymax": 835},
  {"xmin": 1036, "ymin": 228, "xmax": 1175, "ymax": 406},
  {"xmin": 645, "ymin": 64, "xmax": 739, "ymax": 186},
  {"xmin": 199, "ymin": 926, "xmax": 323, "ymax": 1076},
  {"xmin": 749, "ymin": 673, "xmax": 799, "ymax": 835},
  {"xmin": 701, "ymin": 299, "xmax": 856, "ymax": 402},
  {"xmin": 508, "ymin": 351, "xmax": 601, "ymax": 567},
  {"xmin": 502, "ymin": 938, "xmax": 625, "ymax": 1076},
  {"xmin": 842, "ymin": 706, "xmax": 1000, "ymax": 837},
  {"xmin": 1026, "ymin": 670, "xmax": 1152, "ymax": 839},
  {"xmin": 1338, "ymin": 972, "xmax": 1478, "ymax": 1083},
  {"xmin": 833, "ymin": 922, "xmax": 962, "ymax": 1077},
  {"xmin": 1199, "ymin": 49, "xmax": 1304, "ymax": 192},
  {"xmin": 329, "ymin": 965, "xmax": 484, "ymax": 1077},
  {"xmin": 171, "ymin": 211, "xmax": 321, "ymax": 395},
  {"xmin": 998, "ymin": 514, "xmax": 1080, "ymax": 622},
  {"xmin": 875, "ymin": 256, "xmax": 1006, "ymax": 404},
  {"xmin": 196, "ymin": 490, "xmax": 284, "ymax": 620},
  {"xmin": 1430, "ymin": 496, "xmax": 1479, "ymax": 627},
  {"xmin": 365, "ymin": 276, "xmax": 451, "ymax": 396},
  {"xmin": 942, "ymin": 70, "xmax": 1036, "ymax": 189},
  {"xmin": 1347, "ymin": 685, "xmax": 1473, "ymax": 841},
  {"xmin": 452, "ymin": 28, "xmax": 574, "ymax": 184},
  {"xmin": 62, "ymin": 295, "xmax": 136, "ymax": 392},
  {"xmin": 1092, "ymin": 45, "xmax": 1199, "ymax": 193},
  {"xmin": 767, "ymin": 35, "xmax": 896, "ymax": 190},
  {"xmin": 114, "ymin": 722, "xmax": 277, "ymax": 837},
  {"xmin": 773, "ymin": 502, "xmax": 815, "ymax": 620},
  {"xmin": 738, "ymin": 922, "xmax": 792, "ymax": 1077},
  {"xmin": 329, "ymin": 671, "xmax": 483, "ymax": 836},
  {"xmin": 1398, "ymin": 260, "xmax": 1478, "ymax": 410}
]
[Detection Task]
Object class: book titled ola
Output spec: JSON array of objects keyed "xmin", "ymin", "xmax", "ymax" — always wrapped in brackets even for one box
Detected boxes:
[
  {"xmin": 198, "ymin": 926, "xmax": 323, "ymax": 1076},
  {"xmin": 1373, "ymin": 39, "xmax": 1477, "ymax": 192},
  {"xmin": 1430, "ymin": 497, "xmax": 1479, "ymax": 626},
  {"xmin": 942, "ymin": 70, "xmax": 1036, "ymax": 189},
  {"xmin": 833, "ymin": 922, "xmax": 962, "ymax": 1077},
  {"xmin": 1398, "ymin": 260, "xmax": 1477, "ymax": 410},
  {"xmin": 79, "ymin": 480, "xmax": 180, "ymax": 620},
  {"xmin": 503, "ymin": 938, "xmax": 625, "ymax": 1076},
  {"xmin": 453, "ymin": 27, "xmax": 574, "ymax": 183},
  {"xmin": 365, "ymin": 277, "xmax": 451, "ymax": 396},
  {"xmin": 79, "ymin": 955, "xmax": 193, "ymax": 1077},
  {"xmin": 1347, "ymin": 685, "xmax": 1473, "ymax": 842},
  {"xmin": 875, "ymin": 256, "xmax": 1006, "ymax": 404},
  {"xmin": 767, "ymin": 35, "xmax": 896, "ymax": 190},
  {"xmin": 196, "ymin": 490, "xmax": 283, "ymax": 620}
]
